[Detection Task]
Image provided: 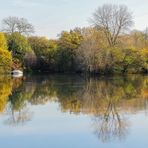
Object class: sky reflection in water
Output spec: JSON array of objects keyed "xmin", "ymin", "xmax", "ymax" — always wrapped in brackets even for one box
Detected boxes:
[{"xmin": 0, "ymin": 75, "xmax": 148, "ymax": 148}]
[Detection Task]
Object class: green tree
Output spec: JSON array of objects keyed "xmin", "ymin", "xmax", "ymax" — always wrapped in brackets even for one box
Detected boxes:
[
  {"xmin": 28, "ymin": 36, "xmax": 58, "ymax": 71},
  {"xmin": 112, "ymin": 47, "xmax": 143, "ymax": 73},
  {"xmin": 6, "ymin": 32, "xmax": 31, "ymax": 69},
  {"xmin": 139, "ymin": 48, "xmax": 148, "ymax": 72},
  {"xmin": 57, "ymin": 30, "xmax": 82, "ymax": 72}
]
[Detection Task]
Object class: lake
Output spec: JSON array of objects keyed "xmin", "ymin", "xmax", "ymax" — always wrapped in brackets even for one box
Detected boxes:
[{"xmin": 0, "ymin": 74, "xmax": 148, "ymax": 148}]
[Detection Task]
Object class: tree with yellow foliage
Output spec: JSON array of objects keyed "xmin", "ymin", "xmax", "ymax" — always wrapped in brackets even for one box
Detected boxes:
[
  {"xmin": 139, "ymin": 48, "xmax": 148, "ymax": 72},
  {"xmin": 0, "ymin": 32, "xmax": 8, "ymax": 49},
  {"xmin": 0, "ymin": 32, "xmax": 12, "ymax": 73}
]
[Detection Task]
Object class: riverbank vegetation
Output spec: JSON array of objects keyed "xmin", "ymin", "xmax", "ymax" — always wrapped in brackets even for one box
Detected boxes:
[{"xmin": 0, "ymin": 4, "xmax": 148, "ymax": 74}]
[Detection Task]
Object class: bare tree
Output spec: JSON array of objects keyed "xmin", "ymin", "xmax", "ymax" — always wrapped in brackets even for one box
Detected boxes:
[
  {"xmin": 77, "ymin": 28, "xmax": 101, "ymax": 73},
  {"xmin": 91, "ymin": 4, "xmax": 133, "ymax": 47},
  {"xmin": 2, "ymin": 16, "xmax": 34, "ymax": 35},
  {"xmin": 77, "ymin": 27, "xmax": 113, "ymax": 73},
  {"xmin": 144, "ymin": 27, "xmax": 148, "ymax": 45}
]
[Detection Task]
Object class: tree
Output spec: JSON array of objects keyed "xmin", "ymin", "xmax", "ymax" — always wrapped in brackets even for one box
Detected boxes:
[
  {"xmin": 2, "ymin": 16, "xmax": 34, "ymax": 35},
  {"xmin": 29, "ymin": 30, "xmax": 83, "ymax": 72},
  {"xmin": 0, "ymin": 48, "xmax": 12, "ymax": 73},
  {"xmin": 139, "ymin": 48, "xmax": 148, "ymax": 72},
  {"xmin": 77, "ymin": 27, "xmax": 108, "ymax": 73},
  {"xmin": 91, "ymin": 4, "xmax": 133, "ymax": 47},
  {"xmin": 130, "ymin": 30, "xmax": 145, "ymax": 49},
  {"xmin": 0, "ymin": 32, "xmax": 12, "ymax": 73},
  {"xmin": 143, "ymin": 27, "xmax": 148, "ymax": 47},
  {"xmin": 6, "ymin": 32, "xmax": 31, "ymax": 69},
  {"xmin": 0, "ymin": 32, "xmax": 7, "ymax": 49},
  {"xmin": 58, "ymin": 30, "xmax": 82, "ymax": 49},
  {"xmin": 57, "ymin": 30, "xmax": 83, "ymax": 72},
  {"xmin": 111, "ymin": 48, "xmax": 143, "ymax": 73},
  {"xmin": 24, "ymin": 51, "xmax": 37, "ymax": 71},
  {"xmin": 28, "ymin": 36, "xmax": 51, "ymax": 58},
  {"xmin": 7, "ymin": 32, "xmax": 31, "ymax": 58},
  {"xmin": 28, "ymin": 36, "xmax": 58, "ymax": 71}
]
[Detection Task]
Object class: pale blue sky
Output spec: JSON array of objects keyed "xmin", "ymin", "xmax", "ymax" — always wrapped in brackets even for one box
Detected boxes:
[{"xmin": 0, "ymin": 0, "xmax": 148, "ymax": 38}]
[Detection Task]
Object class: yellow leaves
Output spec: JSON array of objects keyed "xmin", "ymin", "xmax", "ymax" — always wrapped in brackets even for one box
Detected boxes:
[
  {"xmin": 140, "ymin": 48, "xmax": 148, "ymax": 57},
  {"xmin": 59, "ymin": 31, "xmax": 82, "ymax": 50},
  {"xmin": 0, "ymin": 48, "xmax": 12, "ymax": 73},
  {"xmin": 0, "ymin": 32, "xmax": 12, "ymax": 73},
  {"xmin": 139, "ymin": 48, "xmax": 148, "ymax": 69},
  {"xmin": 0, "ymin": 32, "xmax": 7, "ymax": 50}
]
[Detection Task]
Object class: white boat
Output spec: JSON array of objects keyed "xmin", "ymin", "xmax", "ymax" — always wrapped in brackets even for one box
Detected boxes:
[{"xmin": 11, "ymin": 70, "xmax": 23, "ymax": 77}]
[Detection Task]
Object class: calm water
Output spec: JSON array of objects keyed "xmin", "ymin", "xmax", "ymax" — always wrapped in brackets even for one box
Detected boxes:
[{"xmin": 0, "ymin": 74, "xmax": 148, "ymax": 148}]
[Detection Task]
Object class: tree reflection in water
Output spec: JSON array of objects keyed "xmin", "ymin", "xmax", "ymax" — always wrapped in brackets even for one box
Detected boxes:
[
  {"xmin": 0, "ymin": 74, "xmax": 148, "ymax": 141},
  {"xmin": 93, "ymin": 95, "xmax": 129, "ymax": 142}
]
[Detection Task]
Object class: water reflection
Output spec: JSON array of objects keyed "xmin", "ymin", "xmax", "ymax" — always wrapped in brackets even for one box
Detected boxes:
[{"xmin": 0, "ymin": 74, "xmax": 148, "ymax": 142}]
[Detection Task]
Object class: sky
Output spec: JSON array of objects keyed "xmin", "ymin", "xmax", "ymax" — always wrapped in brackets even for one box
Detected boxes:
[{"xmin": 0, "ymin": 0, "xmax": 148, "ymax": 38}]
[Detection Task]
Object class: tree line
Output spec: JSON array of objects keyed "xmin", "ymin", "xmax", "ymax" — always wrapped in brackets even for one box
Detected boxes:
[{"xmin": 0, "ymin": 4, "xmax": 148, "ymax": 74}]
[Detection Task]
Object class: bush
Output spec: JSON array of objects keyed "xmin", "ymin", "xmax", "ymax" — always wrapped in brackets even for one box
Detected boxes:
[{"xmin": 0, "ymin": 48, "xmax": 12, "ymax": 73}]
